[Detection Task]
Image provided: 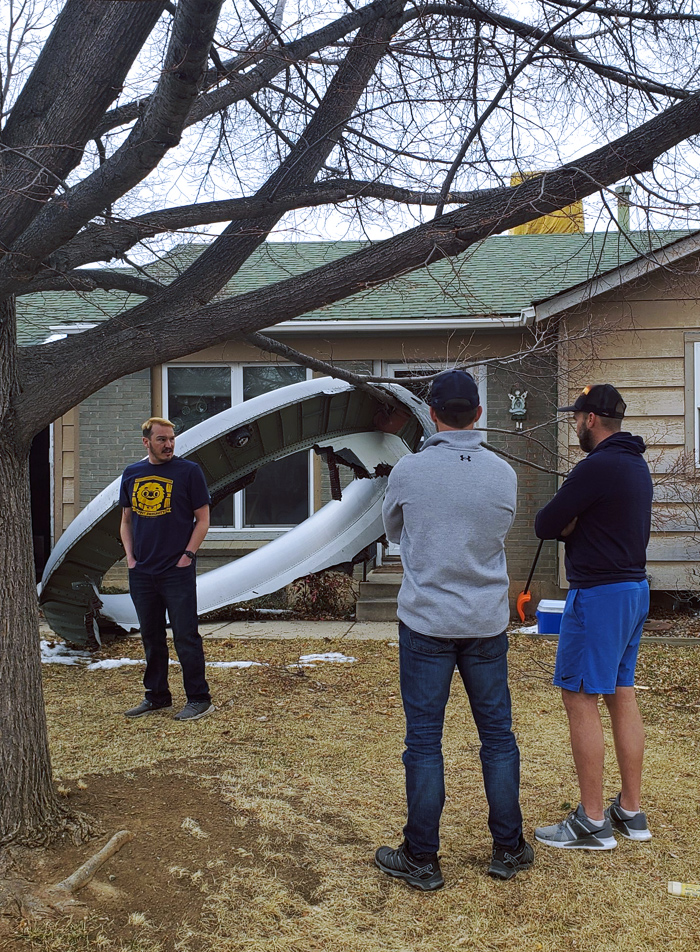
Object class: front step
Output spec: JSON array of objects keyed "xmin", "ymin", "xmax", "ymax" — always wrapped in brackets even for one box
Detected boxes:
[{"xmin": 355, "ymin": 569, "xmax": 402, "ymax": 621}]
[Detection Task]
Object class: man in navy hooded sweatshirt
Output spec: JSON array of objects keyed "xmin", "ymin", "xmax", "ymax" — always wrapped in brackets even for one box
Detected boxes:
[{"xmin": 534, "ymin": 385, "xmax": 653, "ymax": 851}]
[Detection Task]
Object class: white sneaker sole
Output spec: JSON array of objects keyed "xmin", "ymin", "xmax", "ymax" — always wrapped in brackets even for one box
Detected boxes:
[
  {"xmin": 614, "ymin": 826, "xmax": 652, "ymax": 841},
  {"xmin": 535, "ymin": 833, "xmax": 617, "ymax": 850}
]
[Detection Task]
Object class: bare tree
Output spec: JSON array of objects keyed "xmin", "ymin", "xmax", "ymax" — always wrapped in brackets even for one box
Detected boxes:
[{"xmin": 3, "ymin": 0, "xmax": 700, "ymax": 845}]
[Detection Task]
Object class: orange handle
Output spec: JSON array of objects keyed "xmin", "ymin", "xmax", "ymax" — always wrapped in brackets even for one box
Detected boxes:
[{"xmin": 516, "ymin": 590, "xmax": 531, "ymax": 623}]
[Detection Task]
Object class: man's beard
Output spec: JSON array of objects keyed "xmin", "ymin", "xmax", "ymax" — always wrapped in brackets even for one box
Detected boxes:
[{"xmin": 578, "ymin": 420, "xmax": 595, "ymax": 453}]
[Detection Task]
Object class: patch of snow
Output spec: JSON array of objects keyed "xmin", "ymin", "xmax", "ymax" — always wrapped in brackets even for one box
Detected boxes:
[
  {"xmin": 40, "ymin": 641, "xmax": 90, "ymax": 665},
  {"xmin": 86, "ymin": 658, "xmax": 148, "ymax": 670},
  {"xmin": 297, "ymin": 652, "xmax": 357, "ymax": 664},
  {"xmin": 42, "ymin": 641, "xmax": 264, "ymax": 671},
  {"xmin": 206, "ymin": 660, "xmax": 264, "ymax": 668}
]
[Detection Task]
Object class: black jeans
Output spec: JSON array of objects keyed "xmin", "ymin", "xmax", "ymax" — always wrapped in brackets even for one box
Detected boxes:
[{"xmin": 128, "ymin": 564, "xmax": 210, "ymax": 705}]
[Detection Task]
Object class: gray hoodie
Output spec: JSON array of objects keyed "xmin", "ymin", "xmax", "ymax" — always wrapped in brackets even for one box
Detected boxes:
[{"xmin": 382, "ymin": 430, "xmax": 517, "ymax": 638}]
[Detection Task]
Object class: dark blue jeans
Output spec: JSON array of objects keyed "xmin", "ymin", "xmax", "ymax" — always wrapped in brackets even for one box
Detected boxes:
[
  {"xmin": 399, "ymin": 622, "xmax": 522, "ymax": 855},
  {"xmin": 128, "ymin": 564, "xmax": 210, "ymax": 705}
]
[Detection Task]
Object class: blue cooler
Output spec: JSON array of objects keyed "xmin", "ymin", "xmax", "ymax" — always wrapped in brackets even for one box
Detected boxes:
[{"xmin": 536, "ymin": 599, "xmax": 566, "ymax": 634}]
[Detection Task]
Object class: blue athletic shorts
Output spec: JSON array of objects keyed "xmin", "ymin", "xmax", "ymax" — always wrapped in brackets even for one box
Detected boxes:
[{"xmin": 553, "ymin": 580, "xmax": 650, "ymax": 695}]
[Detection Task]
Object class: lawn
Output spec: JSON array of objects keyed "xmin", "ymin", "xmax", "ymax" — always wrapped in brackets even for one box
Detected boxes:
[{"xmin": 2, "ymin": 634, "xmax": 700, "ymax": 951}]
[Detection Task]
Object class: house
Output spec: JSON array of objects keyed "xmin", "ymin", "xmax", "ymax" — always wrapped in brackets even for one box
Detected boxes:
[
  {"xmin": 530, "ymin": 230, "xmax": 700, "ymax": 593},
  {"xmin": 20, "ymin": 228, "xmax": 700, "ymax": 604}
]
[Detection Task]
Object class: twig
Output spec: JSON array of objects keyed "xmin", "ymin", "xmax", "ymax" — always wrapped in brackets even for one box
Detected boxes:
[
  {"xmin": 244, "ymin": 332, "xmax": 399, "ymax": 406},
  {"xmin": 480, "ymin": 441, "xmax": 567, "ymax": 477}
]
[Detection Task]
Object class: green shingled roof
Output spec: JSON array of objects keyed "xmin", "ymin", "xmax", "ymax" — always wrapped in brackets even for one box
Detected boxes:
[{"xmin": 17, "ymin": 230, "xmax": 696, "ymax": 345}]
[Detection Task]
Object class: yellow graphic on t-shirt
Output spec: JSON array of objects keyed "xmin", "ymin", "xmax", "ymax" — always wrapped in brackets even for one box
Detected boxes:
[{"xmin": 132, "ymin": 476, "xmax": 173, "ymax": 517}]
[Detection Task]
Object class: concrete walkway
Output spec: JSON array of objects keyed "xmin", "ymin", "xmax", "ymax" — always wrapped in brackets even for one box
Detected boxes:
[
  {"xmin": 200, "ymin": 620, "xmax": 398, "ymax": 640},
  {"xmin": 40, "ymin": 619, "xmax": 399, "ymax": 642}
]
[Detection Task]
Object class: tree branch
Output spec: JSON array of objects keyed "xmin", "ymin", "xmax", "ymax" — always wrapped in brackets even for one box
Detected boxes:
[
  {"xmin": 480, "ymin": 440, "xmax": 567, "ymax": 477},
  {"xmin": 0, "ymin": 0, "xmax": 222, "ymax": 296},
  {"xmin": 16, "ymin": 270, "xmax": 161, "ymax": 297},
  {"xmin": 435, "ymin": 0, "xmax": 601, "ymax": 218},
  {"xmin": 17, "ymin": 85, "xmax": 700, "ymax": 438},
  {"xmin": 442, "ymin": 1, "xmax": 690, "ymax": 102},
  {"xmin": 245, "ymin": 332, "xmax": 398, "ymax": 405},
  {"xmin": 51, "ymin": 180, "xmax": 493, "ymax": 271},
  {"xmin": 75, "ymin": 1, "xmax": 406, "ymax": 331},
  {"xmin": 0, "ymin": 0, "xmax": 166, "ymax": 249},
  {"xmin": 94, "ymin": 0, "xmax": 398, "ymax": 137}
]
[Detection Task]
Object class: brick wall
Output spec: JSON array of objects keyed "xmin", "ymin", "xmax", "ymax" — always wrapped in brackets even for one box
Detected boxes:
[
  {"xmin": 484, "ymin": 352, "xmax": 560, "ymax": 598},
  {"xmin": 79, "ymin": 370, "xmax": 152, "ymax": 508}
]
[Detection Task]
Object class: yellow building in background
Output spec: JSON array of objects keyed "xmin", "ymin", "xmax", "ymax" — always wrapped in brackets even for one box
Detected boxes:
[{"xmin": 510, "ymin": 172, "xmax": 585, "ymax": 235}]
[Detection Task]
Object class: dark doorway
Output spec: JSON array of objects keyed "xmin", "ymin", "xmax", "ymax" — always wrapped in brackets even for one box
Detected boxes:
[{"xmin": 30, "ymin": 427, "xmax": 51, "ymax": 579}]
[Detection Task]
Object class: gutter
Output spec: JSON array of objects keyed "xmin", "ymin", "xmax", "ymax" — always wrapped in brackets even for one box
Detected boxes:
[{"xmin": 265, "ymin": 315, "xmax": 529, "ymax": 334}]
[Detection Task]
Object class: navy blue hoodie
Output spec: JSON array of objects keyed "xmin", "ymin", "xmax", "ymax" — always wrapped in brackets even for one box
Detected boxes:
[{"xmin": 535, "ymin": 432, "xmax": 653, "ymax": 588}]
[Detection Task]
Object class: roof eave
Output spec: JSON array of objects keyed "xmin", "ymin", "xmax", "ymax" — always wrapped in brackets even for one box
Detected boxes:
[
  {"xmin": 265, "ymin": 315, "xmax": 527, "ymax": 335},
  {"xmin": 532, "ymin": 230, "xmax": 700, "ymax": 322}
]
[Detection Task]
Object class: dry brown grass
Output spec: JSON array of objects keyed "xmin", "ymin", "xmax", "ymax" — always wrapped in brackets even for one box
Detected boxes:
[{"xmin": 6, "ymin": 635, "xmax": 700, "ymax": 951}]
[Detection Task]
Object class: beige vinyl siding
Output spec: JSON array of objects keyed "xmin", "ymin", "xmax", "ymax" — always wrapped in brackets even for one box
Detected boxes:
[
  {"xmin": 53, "ymin": 409, "xmax": 79, "ymax": 541},
  {"xmin": 559, "ymin": 267, "xmax": 700, "ymax": 591}
]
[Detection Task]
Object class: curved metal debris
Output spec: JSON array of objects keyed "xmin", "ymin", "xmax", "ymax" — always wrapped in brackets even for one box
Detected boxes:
[{"xmin": 40, "ymin": 378, "xmax": 432, "ymax": 647}]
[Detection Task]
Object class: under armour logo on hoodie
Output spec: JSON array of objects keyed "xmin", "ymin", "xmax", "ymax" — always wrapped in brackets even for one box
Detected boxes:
[{"xmin": 460, "ymin": 455, "xmax": 471, "ymax": 462}]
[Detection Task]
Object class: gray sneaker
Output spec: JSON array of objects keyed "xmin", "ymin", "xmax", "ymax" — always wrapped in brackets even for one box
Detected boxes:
[
  {"xmin": 174, "ymin": 700, "xmax": 215, "ymax": 721},
  {"xmin": 605, "ymin": 794, "xmax": 652, "ymax": 841},
  {"xmin": 124, "ymin": 699, "xmax": 172, "ymax": 718},
  {"xmin": 535, "ymin": 803, "xmax": 617, "ymax": 850}
]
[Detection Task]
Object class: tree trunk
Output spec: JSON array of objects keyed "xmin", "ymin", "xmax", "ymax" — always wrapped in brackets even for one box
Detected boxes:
[{"xmin": 0, "ymin": 297, "xmax": 88, "ymax": 845}]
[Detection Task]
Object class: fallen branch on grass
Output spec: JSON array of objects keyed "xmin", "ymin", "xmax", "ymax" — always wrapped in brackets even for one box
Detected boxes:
[{"xmin": 1, "ymin": 830, "xmax": 134, "ymax": 920}]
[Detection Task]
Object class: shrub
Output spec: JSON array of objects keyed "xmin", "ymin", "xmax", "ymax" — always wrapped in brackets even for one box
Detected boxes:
[{"xmin": 287, "ymin": 570, "xmax": 357, "ymax": 619}]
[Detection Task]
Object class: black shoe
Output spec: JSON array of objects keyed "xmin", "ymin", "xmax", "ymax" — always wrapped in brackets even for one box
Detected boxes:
[
  {"xmin": 124, "ymin": 699, "xmax": 172, "ymax": 718},
  {"xmin": 488, "ymin": 837, "xmax": 535, "ymax": 880},
  {"xmin": 375, "ymin": 842, "xmax": 444, "ymax": 891}
]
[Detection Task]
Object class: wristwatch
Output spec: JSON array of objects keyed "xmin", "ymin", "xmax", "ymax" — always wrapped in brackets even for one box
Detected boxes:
[{"xmin": 184, "ymin": 550, "xmax": 196, "ymax": 561}]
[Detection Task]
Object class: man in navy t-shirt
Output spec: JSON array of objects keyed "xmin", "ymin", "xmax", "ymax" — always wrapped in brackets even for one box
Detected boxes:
[
  {"xmin": 533, "ymin": 385, "xmax": 653, "ymax": 851},
  {"xmin": 120, "ymin": 416, "xmax": 213, "ymax": 721}
]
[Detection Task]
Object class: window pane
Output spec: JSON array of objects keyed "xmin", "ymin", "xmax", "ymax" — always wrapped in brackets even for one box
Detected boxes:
[
  {"xmin": 392, "ymin": 368, "xmax": 434, "ymax": 402},
  {"xmin": 245, "ymin": 451, "xmax": 309, "ymax": 527},
  {"xmin": 243, "ymin": 365, "xmax": 305, "ymax": 400},
  {"xmin": 210, "ymin": 496, "xmax": 233, "ymax": 528},
  {"xmin": 167, "ymin": 366, "xmax": 232, "ymax": 434},
  {"xmin": 167, "ymin": 366, "xmax": 233, "ymax": 526},
  {"xmin": 242, "ymin": 365, "xmax": 308, "ymax": 527}
]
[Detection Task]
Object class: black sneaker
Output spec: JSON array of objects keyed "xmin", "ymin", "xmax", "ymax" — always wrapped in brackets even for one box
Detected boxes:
[
  {"xmin": 124, "ymin": 699, "xmax": 172, "ymax": 718},
  {"xmin": 174, "ymin": 700, "xmax": 215, "ymax": 721},
  {"xmin": 605, "ymin": 793, "xmax": 652, "ymax": 841},
  {"xmin": 488, "ymin": 837, "xmax": 535, "ymax": 880},
  {"xmin": 374, "ymin": 842, "xmax": 444, "ymax": 891}
]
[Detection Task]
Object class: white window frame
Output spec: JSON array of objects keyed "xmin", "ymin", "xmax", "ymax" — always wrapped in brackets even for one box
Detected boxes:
[
  {"xmin": 383, "ymin": 361, "xmax": 488, "ymax": 427},
  {"xmin": 683, "ymin": 334, "xmax": 700, "ymax": 468},
  {"xmin": 162, "ymin": 362, "xmax": 314, "ymax": 538}
]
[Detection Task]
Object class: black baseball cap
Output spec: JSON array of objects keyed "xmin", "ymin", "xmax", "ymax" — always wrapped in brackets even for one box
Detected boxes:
[
  {"xmin": 428, "ymin": 369, "xmax": 480, "ymax": 412},
  {"xmin": 558, "ymin": 384, "xmax": 626, "ymax": 419}
]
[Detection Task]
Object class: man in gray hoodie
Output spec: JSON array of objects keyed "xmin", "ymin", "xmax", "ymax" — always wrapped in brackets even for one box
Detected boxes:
[{"xmin": 374, "ymin": 369, "xmax": 533, "ymax": 890}]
